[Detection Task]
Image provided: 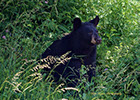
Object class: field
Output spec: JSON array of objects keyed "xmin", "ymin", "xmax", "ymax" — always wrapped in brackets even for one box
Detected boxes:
[{"xmin": 0, "ymin": 0, "xmax": 140, "ymax": 99}]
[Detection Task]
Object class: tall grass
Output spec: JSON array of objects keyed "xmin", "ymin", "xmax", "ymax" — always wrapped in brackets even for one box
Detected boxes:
[{"xmin": 0, "ymin": 0, "xmax": 139, "ymax": 99}]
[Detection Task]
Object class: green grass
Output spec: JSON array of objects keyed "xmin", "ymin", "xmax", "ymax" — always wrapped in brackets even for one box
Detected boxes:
[{"xmin": 0, "ymin": 0, "xmax": 140, "ymax": 99}]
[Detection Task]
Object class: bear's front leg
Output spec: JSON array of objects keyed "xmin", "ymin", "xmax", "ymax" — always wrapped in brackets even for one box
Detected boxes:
[
  {"xmin": 64, "ymin": 59, "xmax": 81, "ymax": 87},
  {"xmin": 87, "ymin": 64, "xmax": 96, "ymax": 82}
]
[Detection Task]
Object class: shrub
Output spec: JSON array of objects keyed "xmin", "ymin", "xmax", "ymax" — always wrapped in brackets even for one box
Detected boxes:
[{"xmin": 0, "ymin": 0, "xmax": 139, "ymax": 99}]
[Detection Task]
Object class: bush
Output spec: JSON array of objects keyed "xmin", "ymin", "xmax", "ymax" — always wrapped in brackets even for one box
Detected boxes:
[{"xmin": 0, "ymin": 0, "xmax": 139, "ymax": 99}]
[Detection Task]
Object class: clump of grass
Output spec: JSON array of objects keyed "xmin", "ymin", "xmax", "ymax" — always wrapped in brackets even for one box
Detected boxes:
[
  {"xmin": 0, "ymin": 52, "xmax": 80, "ymax": 99},
  {"xmin": 0, "ymin": 0, "xmax": 139, "ymax": 99}
]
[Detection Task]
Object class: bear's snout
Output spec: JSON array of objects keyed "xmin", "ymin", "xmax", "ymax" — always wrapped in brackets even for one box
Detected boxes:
[
  {"xmin": 91, "ymin": 35, "xmax": 102, "ymax": 45},
  {"xmin": 91, "ymin": 35, "xmax": 96, "ymax": 44},
  {"xmin": 96, "ymin": 38, "xmax": 102, "ymax": 44}
]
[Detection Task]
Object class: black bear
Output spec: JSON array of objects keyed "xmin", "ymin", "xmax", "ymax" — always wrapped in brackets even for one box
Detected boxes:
[{"xmin": 42, "ymin": 16, "xmax": 102, "ymax": 87}]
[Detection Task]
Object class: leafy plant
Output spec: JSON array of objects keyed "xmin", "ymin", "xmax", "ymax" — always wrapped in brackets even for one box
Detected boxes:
[{"xmin": 0, "ymin": 0, "xmax": 139, "ymax": 99}]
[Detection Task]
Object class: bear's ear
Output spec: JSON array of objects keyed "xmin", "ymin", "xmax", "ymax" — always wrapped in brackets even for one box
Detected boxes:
[
  {"xmin": 90, "ymin": 16, "xmax": 99, "ymax": 27},
  {"xmin": 73, "ymin": 18, "xmax": 82, "ymax": 31}
]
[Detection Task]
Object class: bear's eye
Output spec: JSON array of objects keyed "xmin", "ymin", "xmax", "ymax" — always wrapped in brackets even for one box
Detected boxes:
[
  {"xmin": 88, "ymin": 32, "xmax": 93, "ymax": 35},
  {"xmin": 89, "ymin": 30, "xmax": 93, "ymax": 34}
]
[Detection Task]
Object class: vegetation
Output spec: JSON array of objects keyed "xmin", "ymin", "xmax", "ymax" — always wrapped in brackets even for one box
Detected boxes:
[{"xmin": 0, "ymin": 0, "xmax": 139, "ymax": 99}]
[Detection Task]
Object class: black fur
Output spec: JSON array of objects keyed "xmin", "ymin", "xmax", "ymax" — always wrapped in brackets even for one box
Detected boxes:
[{"xmin": 42, "ymin": 16, "xmax": 102, "ymax": 87}]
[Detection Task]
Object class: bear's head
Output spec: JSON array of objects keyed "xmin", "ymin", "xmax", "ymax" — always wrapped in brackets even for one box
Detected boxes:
[{"xmin": 73, "ymin": 16, "xmax": 102, "ymax": 46}]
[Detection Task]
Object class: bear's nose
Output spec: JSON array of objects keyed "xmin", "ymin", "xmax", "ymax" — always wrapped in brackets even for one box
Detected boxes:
[{"xmin": 96, "ymin": 38, "xmax": 102, "ymax": 44}]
